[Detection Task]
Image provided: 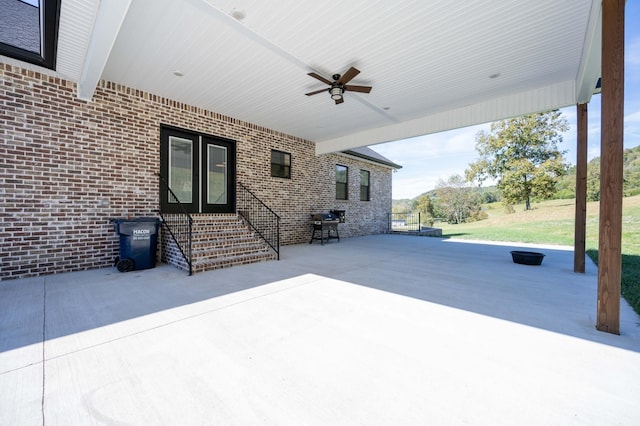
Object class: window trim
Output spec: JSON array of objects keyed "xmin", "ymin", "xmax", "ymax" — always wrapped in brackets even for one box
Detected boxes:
[
  {"xmin": 360, "ymin": 169, "xmax": 370, "ymax": 201},
  {"xmin": 336, "ymin": 164, "xmax": 348, "ymax": 200},
  {"xmin": 0, "ymin": 0, "xmax": 61, "ymax": 70},
  {"xmin": 270, "ymin": 149, "xmax": 291, "ymax": 179}
]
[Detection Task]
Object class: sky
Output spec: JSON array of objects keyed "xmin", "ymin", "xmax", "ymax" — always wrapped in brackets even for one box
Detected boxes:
[{"xmin": 374, "ymin": 3, "xmax": 640, "ymax": 200}]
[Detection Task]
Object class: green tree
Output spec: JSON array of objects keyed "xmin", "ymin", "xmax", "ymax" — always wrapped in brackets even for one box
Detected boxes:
[
  {"xmin": 553, "ymin": 165, "xmax": 576, "ymax": 200},
  {"xmin": 586, "ymin": 158, "xmax": 601, "ymax": 201},
  {"xmin": 577, "ymin": 145, "xmax": 640, "ymax": 201},
  {"xmin": 415, "ymin": 194, "xmax": 435, "ymax": 226},
  {"xmin": 466, "ymin": 111, "xmax": 569, "ymax": 210},
  {"xmin": 433, "ymin": 174, "xmax": 482, "ymax": 224},
  {"xmin": 479, "ymin": 187, "xmax": 500, "ymax": 204},
  {"xmin": 623, "ymin": 146, "xmax": 640, "ymax": 196}
]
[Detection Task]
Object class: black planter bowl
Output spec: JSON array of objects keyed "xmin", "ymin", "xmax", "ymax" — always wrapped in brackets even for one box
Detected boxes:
[{"xmin": 510, "ymin": 250, "xmax": 545, "ymax": 265}]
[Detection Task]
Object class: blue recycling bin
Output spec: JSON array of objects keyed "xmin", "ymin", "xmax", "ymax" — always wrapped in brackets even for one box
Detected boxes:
[{"xmin": 112, "ymin": 217, "xmax": 160, "ymax": 272}]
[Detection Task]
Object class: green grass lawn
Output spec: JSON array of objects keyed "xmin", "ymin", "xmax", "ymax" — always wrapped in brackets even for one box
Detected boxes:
[{"xmin": 438, "ymin": 195, "xmax": 640, "ymax": 315}]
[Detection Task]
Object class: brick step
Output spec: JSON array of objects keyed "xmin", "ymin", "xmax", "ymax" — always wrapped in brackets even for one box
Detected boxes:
[
  {"xmin": 169, "ymin": 227, "xmax": 254, "ymax": 241},
  {"xmin": 193, "ymin": 235, "xmax": 263, "ymax": 249},
  {"xmin": 161, "ymin": 213, "xmax": 277, "ymax": 274},
  {"xmin": 192, "ymin": 223, "xmax": 254, "ymax": 234},
  {"xmin": 193, "ymin": 222, "xmax": 248, "ymax": 229},
  {"xmin": 192, "ymin": 241, "xmax": 271, "ymax": 258},
  {"xmin": 191, "ymin": 228, "xmax": 256, "ymax": 241},
  {"xmin": 192, "ymin": 215, "xmax": 245, "ymax": 225},
  {"xmin": 192, "ymin": 251, "xmax": 276, "ymax": 273},
  {"xmin": 161, "ymin": 213, "xmax": 239, "ymax": 221},
  {"xmin": 192, "ymin": 219, "xmax": 250, "ymax": 228},
  {"xmin": 191, "ymin": 213, "xmax": 239, "ymax": 220}
]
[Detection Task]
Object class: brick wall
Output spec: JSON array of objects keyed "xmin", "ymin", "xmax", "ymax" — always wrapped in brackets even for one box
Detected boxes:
[{"xmin": 0, "ymin": 62, "xmax": 393, "ymax": 279}]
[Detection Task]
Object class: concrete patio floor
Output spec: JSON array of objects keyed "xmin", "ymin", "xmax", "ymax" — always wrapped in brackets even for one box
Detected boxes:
[{"xmin": 2, "ymin": 234, "xmax": 640, "ymax": 425}]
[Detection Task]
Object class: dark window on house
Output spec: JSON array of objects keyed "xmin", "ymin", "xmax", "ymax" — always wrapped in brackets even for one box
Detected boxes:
[
  {"xmin": 360, "ymin": 170, "xmax": 370, "ymax": 201},
  {"xmin": 336, "ymin": 165, "xmax": 348, "ymax": 200},
  {"xmin": 271, "ymin": 150, "xmax": 291, "ymax": 178},
  {"xmin": 0, "ymin": 0, "xmax": 61, "ymax": 70}
]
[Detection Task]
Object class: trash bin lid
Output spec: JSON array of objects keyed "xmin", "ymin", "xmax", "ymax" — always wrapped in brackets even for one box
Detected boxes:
[
  {"xmin": 112, "ymin": 217, "xmax": 160, "ymax": 223},
  {"xmin": 113, "ymin": 217, "xmax": 160, "ymax": 235}
]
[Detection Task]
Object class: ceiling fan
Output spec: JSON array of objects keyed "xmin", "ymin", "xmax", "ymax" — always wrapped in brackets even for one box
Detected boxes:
[{"xmin": 305, "ymin": 67, "xmax": 372, "ymax": 104}]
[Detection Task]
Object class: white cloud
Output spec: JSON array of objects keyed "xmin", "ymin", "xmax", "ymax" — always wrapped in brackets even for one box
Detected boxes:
[
  {"xmin": 391, "ymin": 174, "xmax": 438, "ymax": 200},
  {"xmin": 374, "ymin": 125, "xmax": 492, "ymax": 199},
  {"xmin": 626, "ymin": 37, "xmax": 640, "ymax": 65},
  {"xmin": 374, "ymin": 124, "xmax": 487, "ymax": 164},
  {"xmin": 626, "ymin": 111, "xmax": 640, "ymax": 122}
]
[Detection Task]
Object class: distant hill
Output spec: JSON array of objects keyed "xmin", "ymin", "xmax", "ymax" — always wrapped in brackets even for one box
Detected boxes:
[
  {"xmin": 393, "ymin": 186, "xmax": 497, "ymax": 208},
  {"xmin": 392, "ymin": 199, "xmax": 415, "ymax": 212},
  {"xmin": 394, "ymin": 144, "xmax": 640, "ymax": 206},
  {"xmin": 393, "ymin": 189, "xmax": 439, "ymax": 211}
]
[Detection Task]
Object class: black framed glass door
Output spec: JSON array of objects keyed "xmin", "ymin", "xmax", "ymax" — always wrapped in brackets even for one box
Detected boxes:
[
  {"xmin": 201, "ymin": 136, "xmax": 235, "ymax": 213},
  {"xmin": 160, "ymin": 126, "xmax": 235, "ymax": 214}
]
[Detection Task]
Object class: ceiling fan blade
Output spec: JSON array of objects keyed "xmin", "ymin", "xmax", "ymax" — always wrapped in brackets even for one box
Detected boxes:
[
  {"xmin": 305, "ymin": 88, "xmax": 329, "ymax": 96},
  {"xmin": 307, "ymin": 72, "xmax": 333, "ymax": 85},
  {"xmin": 335, "ymin": 97, "xmax": 344, "ymax": 105},
  {"xmin": 337, "ymin": 67, "xmax": 360, "ymax": 84},
  {"xmin": 344, "ymin": 85, "xmax": 372, "ymax": 93}
]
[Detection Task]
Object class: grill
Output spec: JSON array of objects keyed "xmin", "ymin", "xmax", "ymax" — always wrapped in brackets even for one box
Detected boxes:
[{"xmin": 309, "ymin": 213, "xmax": 340, "ymax": 245}]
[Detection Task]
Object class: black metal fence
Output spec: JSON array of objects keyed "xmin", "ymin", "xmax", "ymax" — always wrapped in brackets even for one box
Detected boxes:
[
  {"xmin": 157, "ymin": 174, "xmax": 193, "ymax": 275},
  {"xmin": 388, "ymin": 212, "xmax": 421, "ymax": 232},
  {"xmin": 237, "ymin": 182, "xmax": 280, "ymax": 260}
]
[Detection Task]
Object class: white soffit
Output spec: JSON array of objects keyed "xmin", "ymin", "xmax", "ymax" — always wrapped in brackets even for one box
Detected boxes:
[
  {"xmin": 77, "ymin": 0, "xmax": 132, "ymax": 100},
  {"xmin": 319, "ymin": 80, "xmax": 577, "ymax": 154},
  {"xmin": 575, "ymin": 1, "xmax": 603, "ymax": 104},
  {"xmin": 55, "ymin": 0, "xmax": 100, "ymax": 81},
  {"xmin": 54, "ymin": 0, "xmax": 601, "ymax": 153}
]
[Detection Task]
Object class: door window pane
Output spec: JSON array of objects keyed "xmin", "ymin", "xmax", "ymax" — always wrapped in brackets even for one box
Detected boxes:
[
  {"xmin": 208, "ymin": 145, "xmax": 227, "ymax": 204},
  {"xmin": 168, "ymin": 136, "xmax": 193, "ymax": 203}
]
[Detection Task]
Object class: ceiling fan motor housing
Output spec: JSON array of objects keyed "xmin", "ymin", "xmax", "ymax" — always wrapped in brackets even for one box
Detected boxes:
[{"xmin": 305, "ymin": 67, "xmax": 372, "ymax": 104}]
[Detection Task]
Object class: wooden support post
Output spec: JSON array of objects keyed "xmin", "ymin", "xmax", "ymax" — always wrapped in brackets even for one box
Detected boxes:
[
  {"xmin": 574, "ymin": 103, "xmax": 587, "ymax": 273},
  {"xmin": 597, "ymin": 0, "xmax": 625, "ymax": 334}
]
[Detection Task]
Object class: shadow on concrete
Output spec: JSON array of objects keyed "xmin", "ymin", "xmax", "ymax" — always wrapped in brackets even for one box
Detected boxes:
[{"xmin": 1, "ymin": 234, "xmax": 639, "ymax": 359}]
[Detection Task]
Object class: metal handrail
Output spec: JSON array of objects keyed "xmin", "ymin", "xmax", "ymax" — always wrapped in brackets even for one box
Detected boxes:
[
  {"xmin": 237, "ymin": 182, "xmax": 280, "ymax": 260},
  {"xmin": 157, "ymin": 173, "xmax": 193, "ymax": 275}
]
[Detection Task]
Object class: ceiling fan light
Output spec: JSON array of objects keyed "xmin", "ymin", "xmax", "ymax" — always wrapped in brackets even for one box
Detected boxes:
[{"xmin": 330, "ymin": 86, "xmax": 343, "ymax": 100}]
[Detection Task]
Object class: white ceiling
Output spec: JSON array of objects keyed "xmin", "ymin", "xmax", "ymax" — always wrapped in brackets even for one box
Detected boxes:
[{"xmin": 54, "ymin": 0, "xmax": 602, "ymax": 154}]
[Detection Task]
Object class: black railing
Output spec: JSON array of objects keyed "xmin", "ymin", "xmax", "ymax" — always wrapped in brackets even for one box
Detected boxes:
[
  {"xmin": 237, "ymin": 182, "xmax": 280, "ymax": 260},
  {"xmin": 157, "ymin": 173, "xmax": 193, "ymax": 275},
  {"xmin": 389, "ymin": 212, "xmax": 421, "ymax": 232}
]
